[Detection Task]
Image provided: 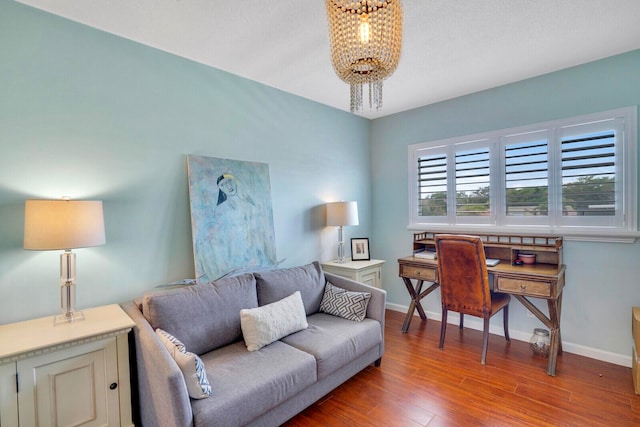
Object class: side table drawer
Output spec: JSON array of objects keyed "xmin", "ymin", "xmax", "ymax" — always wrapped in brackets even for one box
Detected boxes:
[
  {"xmin": 496, "ymin": 277, "xmax": 551, "ymax": 297},
  {"xmin": 400, "ymin": 265, "xmax": 436, "ymax": 282}
]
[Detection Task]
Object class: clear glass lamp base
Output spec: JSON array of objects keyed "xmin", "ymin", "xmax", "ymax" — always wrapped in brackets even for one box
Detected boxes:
[
  {"xmin": 335, "ymin": 242, "xmax": 348, "ymax": 264},
  {"xmin": 335, "ymin": 227, "xmax": 348, "ymax": 263},
  {"xmin": 54, "ymin": 310, "xmax": 85, "ymax": 325},
  {"xmin": 55, "ymin": 252, "xmax": 85, "ymax": 326}
]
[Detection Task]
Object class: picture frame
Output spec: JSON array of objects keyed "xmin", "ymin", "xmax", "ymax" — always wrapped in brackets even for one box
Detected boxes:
[{"xmin": 351, "ymin": 238, "xmax": 370, "ymax": 261}]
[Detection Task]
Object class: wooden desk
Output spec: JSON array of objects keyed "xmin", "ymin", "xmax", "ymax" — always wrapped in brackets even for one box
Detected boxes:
[{"xmin": 398, "ymin": 232, "xmax": 566, "ymax": 376}]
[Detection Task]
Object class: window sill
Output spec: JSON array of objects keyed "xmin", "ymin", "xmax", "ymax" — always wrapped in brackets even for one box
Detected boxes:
[{"xmin": 407, "ymin": 223, "xmax": 640, "ymax": 243}]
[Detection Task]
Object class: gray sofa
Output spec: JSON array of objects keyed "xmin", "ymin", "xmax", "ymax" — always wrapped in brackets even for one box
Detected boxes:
[{"xmin": 121, "ymin": 261, "xmax": 386, "ymax": 427}]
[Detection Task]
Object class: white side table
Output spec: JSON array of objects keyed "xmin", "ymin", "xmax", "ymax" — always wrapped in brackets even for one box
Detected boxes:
[
  {"xmin": 0, "ymin": 304, "xmax": 135, "ymax": 427},
  {"xmin": 322, "ymin": 259, "xmax": 386, "ymax": 288}
]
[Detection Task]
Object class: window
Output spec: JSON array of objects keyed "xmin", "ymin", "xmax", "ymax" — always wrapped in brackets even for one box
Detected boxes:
[
  {"xmin": 504, "ymin": 131, "xmax": 549, "ymax": 217},
  {"xmin": 408, "ymin": 107, "xmax": 637, "ymax": 239},
  {"xmin": 456, "ymin": 146, "xmax": 491, "ymax": 217},
  {"xmin": 417, "ymin": 152, "xmax": 447, "ymax": 216}
]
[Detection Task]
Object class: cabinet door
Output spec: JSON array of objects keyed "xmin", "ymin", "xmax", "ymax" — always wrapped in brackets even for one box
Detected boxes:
[
  {"xmin": 17, "ymin": 338, "xmax": 120, "ymax": 427},
  {"xmin": 0, "ymin": 362, "xmax": 19, "ymax": 426}
]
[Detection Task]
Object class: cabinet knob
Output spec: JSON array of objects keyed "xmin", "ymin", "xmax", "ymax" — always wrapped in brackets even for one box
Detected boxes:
[
  {"xmin": 520, "ymin": 284, "xmax": 527, "ymax": 291},
  {"xmin": 110, "ymin": 383, "xmax": 118, "ymax": 390}
]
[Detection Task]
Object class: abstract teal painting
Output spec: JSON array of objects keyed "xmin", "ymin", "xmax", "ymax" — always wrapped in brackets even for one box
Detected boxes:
[{"xmin": 187, "ymin": 155, "xmax": 277, "ymax": 282}]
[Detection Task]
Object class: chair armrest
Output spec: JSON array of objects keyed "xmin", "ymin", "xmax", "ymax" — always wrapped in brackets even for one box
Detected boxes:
[{"xmin": 121, "ymin": 301, "xmax": 193, "ymax": 427}]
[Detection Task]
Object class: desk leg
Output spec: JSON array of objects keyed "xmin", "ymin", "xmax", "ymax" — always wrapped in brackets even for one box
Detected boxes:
[
  {"xmin": 513, "ymin": 294, "xmax": 563, "ymax": 376},
  {"xmin": 402, "ymin": 278, "xmax": 425, "ymax": 333},
  {"xmin": 546, "ymin": 293, "xmax": 563, "ymax": 376},
  {"xmin": 549, "ymin": 293, "xmax": 563, "ymax": 355},
  {"xmin": 401, "ymin": 278, "xmax": 439, "ymax": 334}
]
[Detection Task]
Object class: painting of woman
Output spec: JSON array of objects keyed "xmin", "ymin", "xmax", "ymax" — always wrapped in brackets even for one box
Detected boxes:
[{"xmin": 188, "ymin": 155, "xmax": 277, "ymax": 282}]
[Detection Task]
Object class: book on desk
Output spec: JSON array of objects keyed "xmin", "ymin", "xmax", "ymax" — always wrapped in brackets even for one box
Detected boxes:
[
  {"xmin": 414, "ymin": 249, "xmax": 500, "ymax": 266},
  {"xmin": 413, "ymin": 249, "xmax": 436, "ymax": 260}
]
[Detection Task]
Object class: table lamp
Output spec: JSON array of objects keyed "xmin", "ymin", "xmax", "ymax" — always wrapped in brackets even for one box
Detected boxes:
[
  {"xmin": 326, "ymin": 201, "xmax": 359, "ymax": 263},
  {"xmin": 24, "ymin": 199, "xmax": 106, "ymax": 325}
]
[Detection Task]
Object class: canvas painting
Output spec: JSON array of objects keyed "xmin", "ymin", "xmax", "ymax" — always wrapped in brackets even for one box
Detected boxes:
[{"xmin": 187, "ymin": 155, "xmax": 277, "ymax": 282}]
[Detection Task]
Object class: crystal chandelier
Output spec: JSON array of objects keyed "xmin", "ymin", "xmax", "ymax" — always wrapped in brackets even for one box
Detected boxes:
[{"xmin": 325, "ymin": 0, "xmax": 403, "ymax": 113}]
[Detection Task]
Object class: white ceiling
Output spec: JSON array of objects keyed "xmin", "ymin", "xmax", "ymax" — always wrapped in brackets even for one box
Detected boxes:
[{"xmin": 16, "ymin": 0, "xmax": 640, "ymax": 119}]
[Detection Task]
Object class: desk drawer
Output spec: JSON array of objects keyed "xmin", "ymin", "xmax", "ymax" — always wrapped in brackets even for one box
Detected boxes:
[
  {"xmin": 496, "ymin": 277, "xmax": 551, "ymax": 297},
  {"xmin": 400, "ymin": 265, "xmax": 436, "ymax": 282}
]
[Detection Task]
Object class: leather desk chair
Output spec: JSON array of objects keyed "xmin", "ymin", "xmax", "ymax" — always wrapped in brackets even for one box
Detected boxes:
[{"xmin": 435, "ymin": 234, "xmax": 511, "ymax": 365}]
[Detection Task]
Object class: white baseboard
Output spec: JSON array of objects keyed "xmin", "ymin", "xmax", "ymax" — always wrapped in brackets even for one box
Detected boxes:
[{"xmin": 385, "ymin": 303, "xmax": 631, "ymax": 368}]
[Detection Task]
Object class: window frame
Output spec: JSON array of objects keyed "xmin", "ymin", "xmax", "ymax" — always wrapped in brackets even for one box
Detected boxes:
[{"xmin": 408, "ymin": 106, "xmax": 638, "ymax": 242}]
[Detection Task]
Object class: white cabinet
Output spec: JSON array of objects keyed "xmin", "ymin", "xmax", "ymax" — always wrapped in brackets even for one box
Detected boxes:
[
  {"xmin": 321, "ymin": 259, "xmax": 385, "ymax": 288},
  {"xmin": 0, "ymin": 305, "xmax": 135, "ymax": 427}
]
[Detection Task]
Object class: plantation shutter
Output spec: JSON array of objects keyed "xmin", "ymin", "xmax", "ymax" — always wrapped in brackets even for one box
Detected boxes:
[
  {"xmin": 417, "ymin": 152, "xmax": 448, "ymax": 217},
  {"xmin": 409, "ymin": 107, "xmax": 634, "ymax": 233},
  {"xmin": 455, "ymin": 147, "xmax": 490, "ymax": 217},
  {"xmin": 561, "ymin": 130, "xmax": 616, "ymax": 216},
  {"xmin": 504, "ymin": 133, "xmax": 549, "ymax": 217}
]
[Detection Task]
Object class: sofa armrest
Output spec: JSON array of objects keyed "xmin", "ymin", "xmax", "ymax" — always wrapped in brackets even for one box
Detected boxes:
[
  {"xmin": 323, "ymin": 272, "xmax": 387, "ymax": 352},
  {"xmin": 121, "ymin": 301, "xmax": 193, "ymax": 427}
]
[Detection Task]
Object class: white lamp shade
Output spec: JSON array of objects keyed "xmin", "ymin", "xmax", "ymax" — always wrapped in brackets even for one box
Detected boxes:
[
  {"xmin": 24, "ymin": 200, "xmax": 106, "ymax": 250},
  {"xmin": 326, "ymin": 201, "xmax": 359, "ymax": 227}
]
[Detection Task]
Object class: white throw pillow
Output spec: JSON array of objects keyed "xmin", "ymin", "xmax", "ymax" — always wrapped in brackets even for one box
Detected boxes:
[
  {"xmin": 240, "ymin": 291, "xmax": 308, "ymax": 351},
  {"xmin": 319, "ymin": 281, "xmax": 371, "ymax": 322},
  {"xmin": 156, "ymin": 328, "xmax": 212, "ymax": 399}
]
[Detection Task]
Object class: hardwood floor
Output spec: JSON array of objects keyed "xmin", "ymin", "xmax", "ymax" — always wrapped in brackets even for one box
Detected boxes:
[{"xmin": 284, "ymin": 310, "xmax": 640, "ymax": 426}]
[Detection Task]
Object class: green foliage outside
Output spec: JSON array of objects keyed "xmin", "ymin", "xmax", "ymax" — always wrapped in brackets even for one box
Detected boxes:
[{"xmin": 420, "ymin": 176, "xmax": 614, "ymax": 216}]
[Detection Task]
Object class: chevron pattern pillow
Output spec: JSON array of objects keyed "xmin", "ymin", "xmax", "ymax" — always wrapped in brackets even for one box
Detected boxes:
[
  {"xmin": 319, "ymin": 282, "xmax": 371, "ymax": 322},
  {"xmin": 156, "ymin": 328, "xmax": 212, "ymax": 399}
]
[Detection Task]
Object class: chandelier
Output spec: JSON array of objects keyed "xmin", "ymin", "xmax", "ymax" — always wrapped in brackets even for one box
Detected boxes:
[{"xmin": 325, "ymin": 0, "xmax": 403, "ymax": 113}]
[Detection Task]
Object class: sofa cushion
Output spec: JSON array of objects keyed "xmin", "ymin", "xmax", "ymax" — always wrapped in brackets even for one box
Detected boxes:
[
  {"xmin": 156, "ymin": 329, "xmax": 212, "ymax": 399},
  {"xmin": 281, "ymin": 312, "xmax": 382, "ymax": 379},
  {"xmin": 142, "ymin": 273, "xmax": 258, "ymax": 355},
  {"xmin": 240, "ymin": 291, "xmax": 308, "ymax": 351},
  {"xmin": 191, "ymin": 341, "xmax": 317, "ymax": 427},
  {"xmin": 320, "ymin": 281, "xmax": 371, "ymax": 321},
  {"xmin": 255, "ymin": 261, "xmax": 325, "ymax": 315}
]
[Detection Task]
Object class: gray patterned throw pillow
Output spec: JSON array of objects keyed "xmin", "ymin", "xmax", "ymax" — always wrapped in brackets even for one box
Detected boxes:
[{"xmin": 319, "ymin": 281, "xmax": 371, "ymax": 322}]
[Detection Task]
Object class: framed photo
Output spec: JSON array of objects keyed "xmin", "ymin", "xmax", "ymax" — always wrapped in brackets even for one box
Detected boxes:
[{"xmin": 351, "ymin": 238, "xmax": 370, "ymax": 261}]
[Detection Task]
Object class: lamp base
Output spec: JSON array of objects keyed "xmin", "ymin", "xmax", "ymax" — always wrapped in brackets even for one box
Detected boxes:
[
  {"xmin": 56, "ymin": 251, "xmax": 85, "ymax": 326},
  {"xmin": 54, "ymin": 310, "xmax": 85, "ymax": 325},
  {"xmin": 336, "ymin": 226, "xmax": 348, "ymax": 264}
]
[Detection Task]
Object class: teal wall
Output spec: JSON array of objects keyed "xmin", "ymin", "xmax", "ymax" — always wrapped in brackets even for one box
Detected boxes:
[
  {"xmin": 0, "ymin": 2, "xmax": 371, "ymax": 323},
  {"xmin": 2, "ymin": 0, "xmax": 639, "ymax": 364},
  {"xmin": 371, "ymin": 50, "xmax": 640, "ymax": 362}
]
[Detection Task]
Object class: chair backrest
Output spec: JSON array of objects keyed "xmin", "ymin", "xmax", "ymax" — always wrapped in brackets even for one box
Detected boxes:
[{"xmin": 435, "ymin": 234, "xmax": 491, "ymax": 318}]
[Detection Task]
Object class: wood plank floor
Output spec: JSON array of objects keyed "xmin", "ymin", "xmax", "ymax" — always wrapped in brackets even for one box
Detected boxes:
[{"xmin": 284, "ymin": 309, "xmax": 640, "ymax": 426}]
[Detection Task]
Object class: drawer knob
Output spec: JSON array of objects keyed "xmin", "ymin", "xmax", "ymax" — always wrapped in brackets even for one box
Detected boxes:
[
  {"xmin": 416, "ymin": 271, "xmax": 421, "ymax": 275},
  {"xmin": 110, "ymin": 383, "xmax": 118, "ymax": 390},
  {"xmin": 520, "ymin": 284, "xmax": 527, "ymax": 291}
]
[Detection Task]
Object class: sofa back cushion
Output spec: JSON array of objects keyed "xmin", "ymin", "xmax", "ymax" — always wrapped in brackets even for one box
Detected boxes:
[
  {"xmin": 255, "ymin": 261, "xmax": 325, "ymax": 315},
  {"xmin": 142, "ymin": 273, "xmax": 258, "ymax": 355}
]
